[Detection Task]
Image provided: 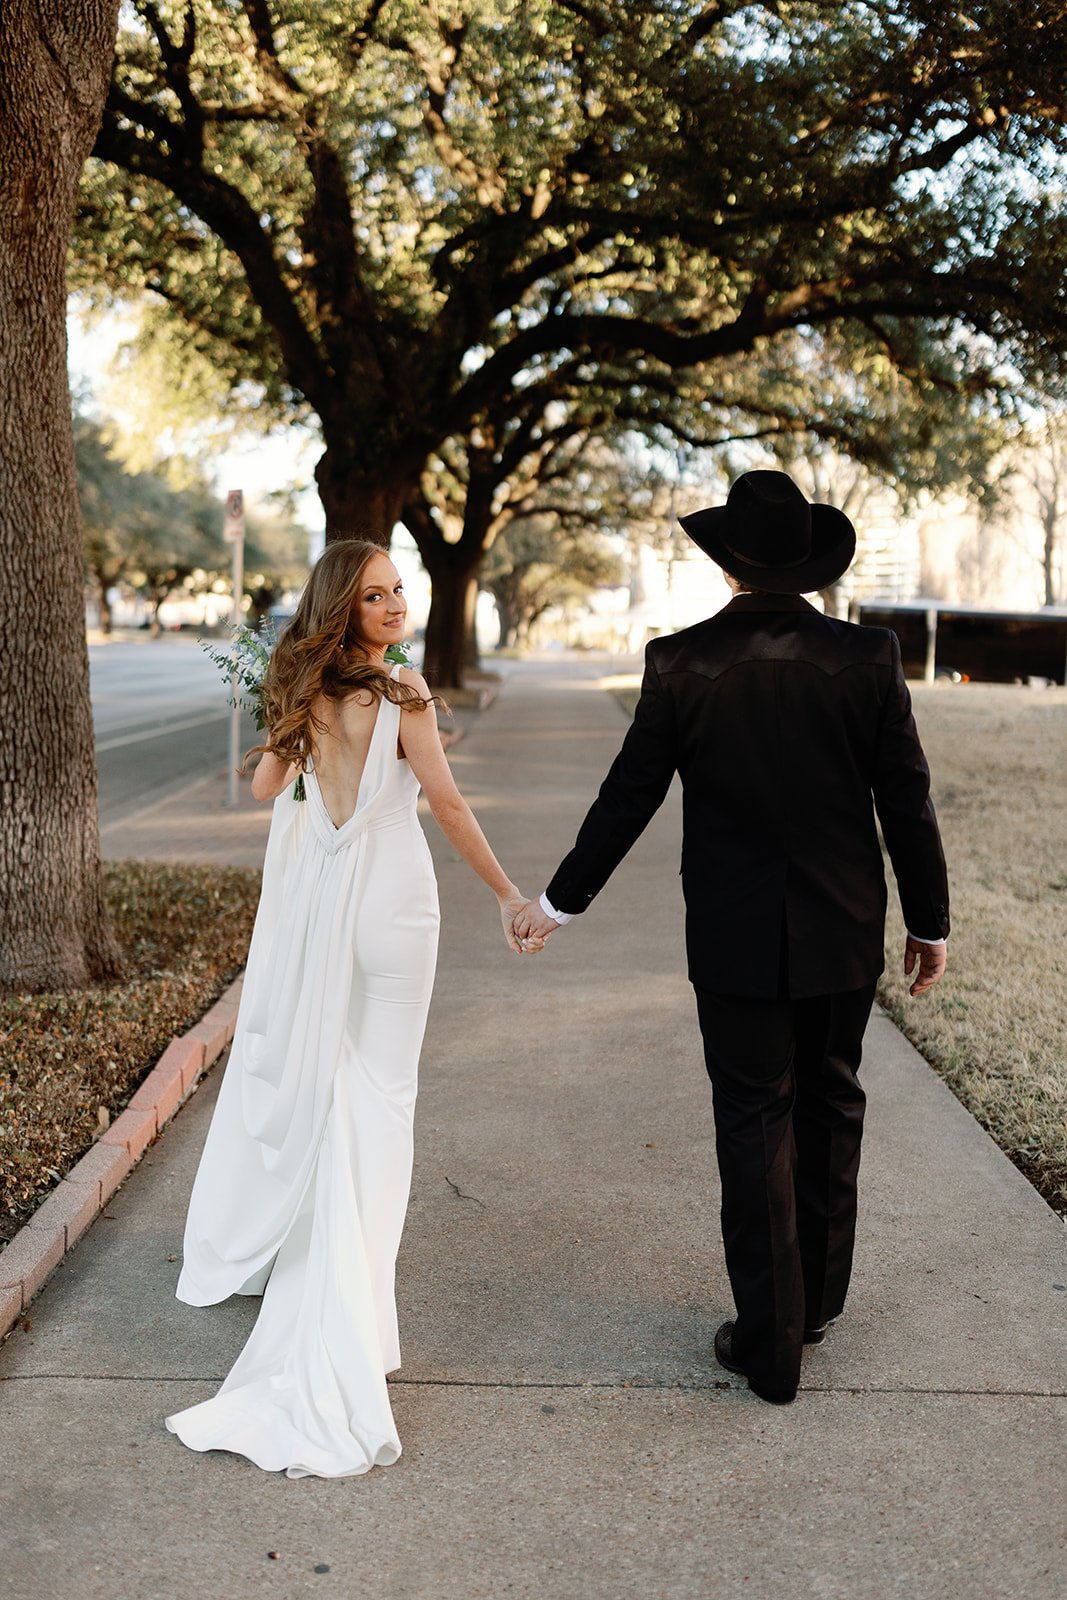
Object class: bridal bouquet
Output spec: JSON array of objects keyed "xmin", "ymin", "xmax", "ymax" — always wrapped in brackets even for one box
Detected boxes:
[
  {"xmin": 202, "ymin": 616, "xmax": 279, "ymax": 732},
  {"xmin": 202, "ymin": 620, "xmax": 412, "ymax": 801}
]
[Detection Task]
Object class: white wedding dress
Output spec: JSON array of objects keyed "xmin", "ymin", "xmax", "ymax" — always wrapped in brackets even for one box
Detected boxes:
[{"xmin": 166, "ymin": 666, "xmax": 439, "ymax": 1477}]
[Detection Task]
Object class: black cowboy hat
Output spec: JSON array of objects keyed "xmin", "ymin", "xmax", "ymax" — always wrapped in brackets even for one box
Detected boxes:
[{"xmin": 678, "ymin": 469, "xmax": 856, "ymax": 593}]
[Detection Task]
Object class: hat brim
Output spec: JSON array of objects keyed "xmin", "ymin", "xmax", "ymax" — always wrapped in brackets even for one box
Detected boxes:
[{"xmin": 678, "ymin": 502, "xmax": 856, "ymax": 593}]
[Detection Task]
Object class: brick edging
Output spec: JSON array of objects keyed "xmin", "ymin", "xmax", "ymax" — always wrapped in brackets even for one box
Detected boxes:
[{"xmin": 0, "ymin": 974, "xmax": 244, "ymax": 1339}]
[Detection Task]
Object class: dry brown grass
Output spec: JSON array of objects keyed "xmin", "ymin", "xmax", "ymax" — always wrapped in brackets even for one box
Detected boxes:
[
  {"xmin": 878, "ymin": 683, "xmax": 1067, "ymax": 1215},
  {"xmin": 0, "ymin": 860, "xmax": 261, "ymax": 1244},
  {"xmin": 611, "ymin": 678, "xmax": 1067, "ymax": 1214}
]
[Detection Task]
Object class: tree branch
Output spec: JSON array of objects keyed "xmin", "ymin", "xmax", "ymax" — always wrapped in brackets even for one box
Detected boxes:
[
  {"xmin": 297, "ymin": 130, "xmax": 387, "ymax": 386},
  {"xmin": 453, "ymin": 263, "xmax": 1067, "ymax": 427},
  {"xmin": 386, "ymin": 27, "xmax": 506, "ymax": 209},
  {"xmin": 240, "ymin": 0, "xmax": 305, "ymax": 98},
  {"xmin": 134, "ymin": 1, "xmax": 203, "ymax": 161},
  {"xmin": 93, "ymin": 109, "xmax": 328, "ymax": 410},
  {"xmin": 552, "ymin": 0, "xmax": 612, "ymax": 38},
  {"xmin": 347, "ymin": 0, "xmax": 392, "ymax": 64}
]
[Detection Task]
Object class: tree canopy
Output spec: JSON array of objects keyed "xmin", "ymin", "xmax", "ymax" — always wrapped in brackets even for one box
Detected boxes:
[{"xmin": 75, "ymin": 0, "xmax": 1067, "ymax": 678}]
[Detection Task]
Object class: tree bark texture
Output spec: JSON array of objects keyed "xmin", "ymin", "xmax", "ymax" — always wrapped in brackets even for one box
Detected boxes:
[
  {"xmin": 0, "ymin": 1, "xmax": 122, "ymax": 991},
  {"xmin": 316, "ymin": 448, "xmax": 413, "ymax": 545}
]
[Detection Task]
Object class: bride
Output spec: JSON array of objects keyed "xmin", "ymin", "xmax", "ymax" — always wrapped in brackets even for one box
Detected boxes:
[{"xmin": 166, "ymin": 538, "xmax": 534, "ymax": 1477}]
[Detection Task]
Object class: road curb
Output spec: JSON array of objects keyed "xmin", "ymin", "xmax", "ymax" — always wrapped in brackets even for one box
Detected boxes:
[{"xmin": 0, "ymin": 974, "xmax": 244, "ymax": 1339}]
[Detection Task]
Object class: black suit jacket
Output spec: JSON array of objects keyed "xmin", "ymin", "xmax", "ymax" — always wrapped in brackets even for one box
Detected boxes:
[{"xmin": 546, "ymin": 593, "xmax": 949, "ymax": 999}]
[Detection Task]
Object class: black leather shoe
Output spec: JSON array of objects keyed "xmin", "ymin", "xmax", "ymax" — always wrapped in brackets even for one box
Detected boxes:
[
  {"xmin": 803, "ymin": 1325, "xmax": 828, "ymax": 1344},
  {"xmin": 714, "ymin": 1321, "xmax": 797, "ymax": 1405}
]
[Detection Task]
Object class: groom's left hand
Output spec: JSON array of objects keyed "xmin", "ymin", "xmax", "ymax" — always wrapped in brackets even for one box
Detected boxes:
[{"xmin": 904, "ymin": 934, "xmax": 947, "ymax": 996}]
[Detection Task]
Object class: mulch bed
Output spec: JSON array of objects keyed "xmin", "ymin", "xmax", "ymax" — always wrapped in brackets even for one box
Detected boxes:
[{"xmin": 0, "ymin": 860, "xmax": 260, "ymax": 1246}]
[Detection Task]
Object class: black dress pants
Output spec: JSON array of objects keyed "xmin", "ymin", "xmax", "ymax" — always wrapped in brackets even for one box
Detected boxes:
[{"xmin": 694, "ymin": 982, "xmax": 877, "ymax": 1396}]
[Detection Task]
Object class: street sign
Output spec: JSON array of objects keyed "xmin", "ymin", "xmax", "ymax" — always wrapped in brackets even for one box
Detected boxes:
[{"xmin": 223, "ymin": 488, "xmax": 245, "ymax": 543}]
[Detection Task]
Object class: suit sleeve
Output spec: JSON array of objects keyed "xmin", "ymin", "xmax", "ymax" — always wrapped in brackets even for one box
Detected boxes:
[
  {"xmin": 545, "ymin": 645, "xmax": 679, "ymax": 916},
  {"xmin": 872, "ymin": 632, "xmax": 950, "ymax": 940}
]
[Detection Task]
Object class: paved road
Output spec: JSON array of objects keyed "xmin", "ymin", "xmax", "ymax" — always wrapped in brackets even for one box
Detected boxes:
[{"xmin": 91, "ymin": 636, "xmax": 256, "ymax": 828}]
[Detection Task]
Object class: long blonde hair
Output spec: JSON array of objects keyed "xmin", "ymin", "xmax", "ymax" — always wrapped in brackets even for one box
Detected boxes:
[{"xmin": 252, "ymin": 538, "xmax": 430, "ymax": 771}]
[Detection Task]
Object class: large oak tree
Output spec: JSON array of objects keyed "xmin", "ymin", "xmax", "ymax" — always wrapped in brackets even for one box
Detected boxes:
[
  {"xmin": 76, "ymin": 1, "xmax": 1067, "ymax": 683},
  {"xmin": 0, "ymin": 1, "xmax": 122, "ymax": 992}
]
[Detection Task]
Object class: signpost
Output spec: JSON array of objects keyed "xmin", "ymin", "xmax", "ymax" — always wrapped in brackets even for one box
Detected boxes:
[{"xmin": 223, "ymin": 490, "xmax": 245, "ymax": 807}]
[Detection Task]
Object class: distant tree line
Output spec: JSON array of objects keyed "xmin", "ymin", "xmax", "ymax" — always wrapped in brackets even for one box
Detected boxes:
[{"xmin": 75, "ymin": 410, "xmax": 309, "ymax": 632}]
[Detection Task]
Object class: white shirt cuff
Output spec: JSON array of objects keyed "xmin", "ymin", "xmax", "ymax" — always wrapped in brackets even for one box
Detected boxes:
[
  {"xmin": 540, "ymin": 892, "xmax": 573, "ymax": 926},
  {"xmin": 908, "ymin": 933, "xmax": 946, "ymax": 946}
]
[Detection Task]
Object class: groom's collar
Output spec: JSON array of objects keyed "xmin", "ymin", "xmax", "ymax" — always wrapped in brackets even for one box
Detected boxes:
[{"xmin": 721, "ymin": 592, "xmax": 820, "ymax": 616}]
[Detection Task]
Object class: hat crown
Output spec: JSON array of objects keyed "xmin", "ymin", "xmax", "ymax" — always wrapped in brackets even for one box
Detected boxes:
[{"xmin": 724, "ymin": 471, "xmax": 812, "ymax": 569}]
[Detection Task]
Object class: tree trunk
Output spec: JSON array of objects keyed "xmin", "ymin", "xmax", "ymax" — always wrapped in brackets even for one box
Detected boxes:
[
  {"xmin": 463, "ymin": 604, "xmax": 481, "ymax": 673},
  {"xmin": 315, "ymin": 447, "xmax": 412, "ymax": 545},
  {"xmin": 492, "ymin": 596, "xmax": 520, "ymax": 649},
  {"xmin": 1042, "ymin": 508, "xmax": 1057, "ymax": 606},
  {"xmin": 88, "ymin": 559, "xmax": 113, "ymax": 633},
  {"xmin": 402, "ymin": 481, "xmax": 494, "ymax": 688},
  {"xmin": 0, "ymin": 0, "xmax": 122, "ymax": 991},
  {"xmin": 421, "ymin": 562, "xmax": 481, "ymax": 689}
]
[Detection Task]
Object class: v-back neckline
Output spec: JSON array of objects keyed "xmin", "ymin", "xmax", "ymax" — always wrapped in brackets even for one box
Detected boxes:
[{"xmin": 312, "ymin": 661, "xmax": 401, "ymax": 833}]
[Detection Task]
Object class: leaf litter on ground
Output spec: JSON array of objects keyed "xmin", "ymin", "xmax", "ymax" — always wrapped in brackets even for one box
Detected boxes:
[{"xmin": 0, "ymin": 859, "xmax": 260, "ymax": 1245}]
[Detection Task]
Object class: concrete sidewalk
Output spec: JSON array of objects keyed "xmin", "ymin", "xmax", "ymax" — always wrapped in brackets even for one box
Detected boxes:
[{"xmin": 2, "ymin": 659, "xmax": 1064, "ymax": 1600}]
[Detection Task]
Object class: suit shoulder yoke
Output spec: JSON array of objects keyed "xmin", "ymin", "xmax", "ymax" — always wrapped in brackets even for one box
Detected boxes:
[{"xmin": 648, "ymin": 611, "xmax": 896, "ymax": 680}]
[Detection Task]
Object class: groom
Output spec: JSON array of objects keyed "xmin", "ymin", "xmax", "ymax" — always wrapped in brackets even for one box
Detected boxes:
[{"xmin": 514, "ymin": 469, "xmax": 949, "ymax": 1405}]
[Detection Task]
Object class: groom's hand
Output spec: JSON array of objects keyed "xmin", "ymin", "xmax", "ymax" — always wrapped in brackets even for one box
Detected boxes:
[
  {"xmin": 513, "ymin": 900, "xmax": 559, "ymax": 944},
  {"xmin": 498, "ymin": 891, "xmax": 544, "ymax": 954},
  {"xmin": 904, "ymin": 935, "xmax": 947, "ymax": 997}
]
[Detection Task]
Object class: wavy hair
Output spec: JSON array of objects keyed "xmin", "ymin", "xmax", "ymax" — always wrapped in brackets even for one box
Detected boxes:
[{"xmin": 250, "ymin": 538, "xmax": 431, "ymax": 772}]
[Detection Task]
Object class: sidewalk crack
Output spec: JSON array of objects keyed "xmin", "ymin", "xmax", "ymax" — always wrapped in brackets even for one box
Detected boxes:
[{"xmin": 3, "ymin": 1373, "xmax": 1065, "ymax": 1399}]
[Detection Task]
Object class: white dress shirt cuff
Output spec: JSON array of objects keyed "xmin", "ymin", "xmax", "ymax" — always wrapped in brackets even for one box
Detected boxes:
[
  {"xmin": 908, "ymin": 933, "xmax": 946, "ymax": 946},
  {"xmin": 539, "ymin": 892, "xmax": 573, "ymax": 925}
]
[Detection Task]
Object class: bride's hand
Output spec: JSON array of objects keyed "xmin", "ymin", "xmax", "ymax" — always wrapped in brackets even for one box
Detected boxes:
[{"xmin": 498, "ymin": 890, "xmax": 544, "ymax": 954}]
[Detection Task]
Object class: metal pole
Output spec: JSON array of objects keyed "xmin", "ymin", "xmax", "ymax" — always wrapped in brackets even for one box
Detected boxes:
[
  {"xmin": 227, "ymin": 532, "xmax": 245, "ymax": 807},
  {"xmin": 667, "ymin": 446, "xmax": 685, "ymax": 632},
  {"xmin": 223, "ymin": 489, "xmax": 246, "ymax": 808},
  {"xmin": 924, "ymin": 605, "xmax": 938, "ymax": 685}
]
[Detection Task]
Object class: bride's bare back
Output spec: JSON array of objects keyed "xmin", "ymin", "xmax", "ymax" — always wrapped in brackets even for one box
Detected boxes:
[{"xmin": 309, "ymin": 689, "xmax": 394, "ymax": 829}]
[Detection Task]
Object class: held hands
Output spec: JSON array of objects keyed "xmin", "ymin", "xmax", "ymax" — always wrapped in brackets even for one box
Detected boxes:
[
  {"xmin": 495, "ymin": 891, "xmax": 559, "ymax": 955},
  {"xmin": 498, "ymin": 890, "xmax": 547, "ymax": 955},
  {"xmin": 904, "ymin": 935, "xmax": 947, "ymax": 997},
  {"xmin": 512, "ymin": 898, "xmax": 558, "ymax": 948}
]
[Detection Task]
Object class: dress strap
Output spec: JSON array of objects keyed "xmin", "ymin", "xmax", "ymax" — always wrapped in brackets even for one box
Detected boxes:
[{"xmin": 389, "ymin": 661, "xmax": 403, "ymax": 682}]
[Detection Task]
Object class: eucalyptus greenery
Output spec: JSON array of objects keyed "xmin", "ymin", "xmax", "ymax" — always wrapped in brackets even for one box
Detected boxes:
[{"xmin": 201, "ymin": 616, "xmax": 279, "ymax": 730}]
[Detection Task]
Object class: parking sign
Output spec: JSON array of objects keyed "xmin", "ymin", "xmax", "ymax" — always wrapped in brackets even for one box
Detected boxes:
[{"xmin": 223, "ymin": 489, "xmax": 245, "ymax": 543}]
